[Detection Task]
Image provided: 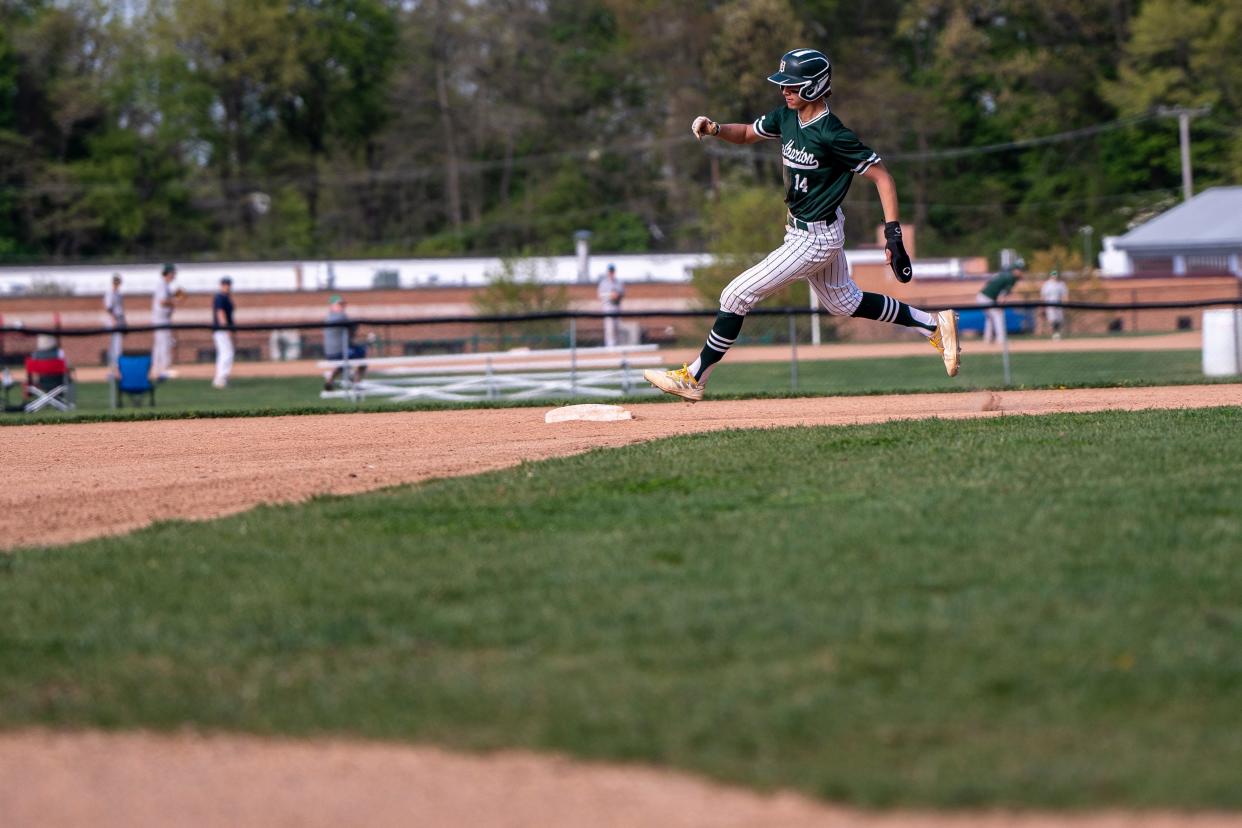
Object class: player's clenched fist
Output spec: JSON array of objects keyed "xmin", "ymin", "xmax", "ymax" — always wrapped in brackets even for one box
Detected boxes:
[{"xmin": 691, "ymin": 116, "xmax": 720, "ymax": 141}]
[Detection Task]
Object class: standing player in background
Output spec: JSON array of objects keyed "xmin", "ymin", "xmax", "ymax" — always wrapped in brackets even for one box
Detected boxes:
[
  {"xmin": 103, "ymin": 273, "xmax": 125, "ymax": 380},
  {"xmin": 645, "ymin": 48, "xmax": 959, "ymax": 402},
  {"xmin": 597, "ymin": 263, "xmax": 626, "ymax": 347},
  {"xmin": 1040, "ymin": 269, "xmax": 1069, "ymax": 339},
  {"xmin": 211, "ymin": 276, "xmax": 235, "ymax": 389},
  {"xmin": 151, "ymin": 263, "xmax": 183, "ymax": 381}
]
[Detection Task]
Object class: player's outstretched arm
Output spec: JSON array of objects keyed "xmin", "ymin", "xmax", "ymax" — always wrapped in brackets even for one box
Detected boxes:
[
  {"xmin": 861, "ymin": 162, "xmax": 914, "ymax": 283},
  {"xmin": 690, "ymin": 116, "xmax": 763, "ymax": 145}
]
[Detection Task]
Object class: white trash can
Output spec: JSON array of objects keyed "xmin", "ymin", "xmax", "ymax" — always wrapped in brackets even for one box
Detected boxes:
[{"xmin": 1202, "ymin": 309, "xmax": 1242, "ymax": 376}]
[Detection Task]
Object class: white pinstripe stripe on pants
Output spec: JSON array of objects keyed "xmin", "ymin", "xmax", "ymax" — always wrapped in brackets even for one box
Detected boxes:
[{"xmin": 719, "ymin": 211, "xmax": 862, "ymax": 317}]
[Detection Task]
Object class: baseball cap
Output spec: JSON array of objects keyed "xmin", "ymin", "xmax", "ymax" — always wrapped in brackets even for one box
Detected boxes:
[
  {"xmin": 329, "ymin": 294, "xmax": 343, "ymax": 304},
  {"xmin": 607, "ymin": 263, "xmax": 616, "ymax": 271},
  {"xmin": 220, "ymin": 276, "xmax": 232, "ymax": 285},
  {"xmin": 161, "ymin": 263, "xmax": 176, "ymax": 275}
]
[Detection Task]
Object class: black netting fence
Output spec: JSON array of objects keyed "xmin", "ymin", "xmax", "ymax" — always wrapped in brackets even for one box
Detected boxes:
[{"xmin": 2, "ymin": 300, "xmax": 1240, "ymax": 415}]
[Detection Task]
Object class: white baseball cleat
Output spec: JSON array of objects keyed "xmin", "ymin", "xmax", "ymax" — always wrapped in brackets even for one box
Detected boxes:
[
  {"xmin": 644, "ymin": 364, "xmax": 704, "ymax": 402},
  {"xmin": 929, "ymin": 311, "xmax": 961, "ymax": 377}
]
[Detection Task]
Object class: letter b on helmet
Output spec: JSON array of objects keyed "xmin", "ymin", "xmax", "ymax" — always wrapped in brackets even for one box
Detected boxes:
[{"xmin": 767, "ymin": 49, "xmax": 832, "ymax": 102}]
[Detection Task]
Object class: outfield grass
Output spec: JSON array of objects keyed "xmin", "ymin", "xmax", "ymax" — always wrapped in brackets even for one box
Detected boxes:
[
  {"xmin": 711, "ymin": 348, "xmax": 1211, "ymax": 395},
  {"xmin": 3, "ymin": 408, "xmax": 1241, "ymax": 808},
  {"xmin": 3, "ymin": 348, "xmax": 1228, "ymax": 425}
]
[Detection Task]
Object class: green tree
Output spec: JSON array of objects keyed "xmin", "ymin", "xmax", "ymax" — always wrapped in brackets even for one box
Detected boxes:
[
  {"xmin": 0, "ymin": 20, "xmax": 26, "ymax": 257},
  {"xmin": 280, "ymin": 0, "xmax": 399, "ymax": 236},
  {"xmin": 155, "ymin": 0, "xmax": 303, "ymax": 254},
  {"xmin": 473, "ymin": 256, "xmax": 571, "ymax": 348},
  {"xmin": 1103, "ymin": 0, "xmax": 1242, "ymax": 183},
  {"xmin": 706, "ymin": 0, "xmax": 807, "ymax": 125}
]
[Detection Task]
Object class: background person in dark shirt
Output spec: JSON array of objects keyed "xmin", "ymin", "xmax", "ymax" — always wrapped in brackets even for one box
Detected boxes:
[{"xmin": 212, "ymin": 276, "xmax": 235, "ymax": 389}]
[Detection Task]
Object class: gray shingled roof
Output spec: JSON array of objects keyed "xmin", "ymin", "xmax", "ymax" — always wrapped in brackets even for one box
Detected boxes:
[{"xmin": 1114, "ymin": 186, "xmax": 1242, "ymax": 254}]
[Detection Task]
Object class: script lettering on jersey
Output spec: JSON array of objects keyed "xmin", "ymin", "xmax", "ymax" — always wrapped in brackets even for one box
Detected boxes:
[{"xmin": 781, "ymin": 140, "xmax": 819, "ymax": 171}]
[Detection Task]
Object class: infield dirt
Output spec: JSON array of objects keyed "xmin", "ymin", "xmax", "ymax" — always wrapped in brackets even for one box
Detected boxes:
[
  {"xmin": 2, "ymin": 729, "xmax": 1240, "ymax": 828},
  {"xmin": 3, "ymin": 384, "xmax": 1239, "ymax": 551}
]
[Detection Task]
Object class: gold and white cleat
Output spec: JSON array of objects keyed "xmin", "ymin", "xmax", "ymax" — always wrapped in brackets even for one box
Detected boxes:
[
  {"xmin": 929, "ymin": 310, "xmax": 961, "ymax": 377},
  {"xmin": 644, "ymin": 364, "xmax": 704, "ymax": 402}
]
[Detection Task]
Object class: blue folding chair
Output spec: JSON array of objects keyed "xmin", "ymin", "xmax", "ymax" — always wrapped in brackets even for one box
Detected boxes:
[{"xmin": 117, "ymin": 353, "xmax": 156, "ymax": 407}]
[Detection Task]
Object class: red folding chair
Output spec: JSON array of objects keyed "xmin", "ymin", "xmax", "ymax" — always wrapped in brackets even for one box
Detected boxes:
[{"xmin": 24, "ymin": 357, "xmax": 75, "ymax": 413}]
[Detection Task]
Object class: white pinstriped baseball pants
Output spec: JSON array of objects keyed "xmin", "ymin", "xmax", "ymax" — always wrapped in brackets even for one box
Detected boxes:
[{"xmin": 719, "ymin": 213, "xmax": 862, "ymax": 317}]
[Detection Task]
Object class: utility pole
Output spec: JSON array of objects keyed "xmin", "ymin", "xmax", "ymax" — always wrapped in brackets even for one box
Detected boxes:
[
  {"xmin": 1079, "ymin": 225, "xmax": 1094, "ymax": 276},
  {"xmin": 1157, "ymin": 105, "xmax": 1212, "ymax": 202}
]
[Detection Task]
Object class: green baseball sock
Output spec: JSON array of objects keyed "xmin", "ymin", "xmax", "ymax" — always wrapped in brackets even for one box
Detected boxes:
[
  {"xmin": 853, "ymin": 292, "xmax": 936, "ymax": 336},
  {"xmin": 687, "ymin": 311, "xmax": 745, "ymax": 382}
]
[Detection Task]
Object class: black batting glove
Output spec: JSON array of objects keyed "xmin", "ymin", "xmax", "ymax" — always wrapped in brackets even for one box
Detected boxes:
[{"xmin": 884, "ymin": 221, "xmax": 913, "ymax": 283}]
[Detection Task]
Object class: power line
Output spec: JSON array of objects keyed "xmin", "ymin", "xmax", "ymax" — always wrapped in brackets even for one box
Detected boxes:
[
  {"xmin": 887, "ymin": 113, "xmax": 1162, "ymax": 160},
  {"xmin": 850, "ymin": 187, "xmax": 1181, "ymax": 212},
  {"xmin": 704, "ymin": 112, "xmax": 1166, "ymax": 164}
]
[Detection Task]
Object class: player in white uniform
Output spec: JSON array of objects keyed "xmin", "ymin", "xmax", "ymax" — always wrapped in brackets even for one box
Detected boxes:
[
  {"xmin": 151, "ymin": 263, "xmax": 179, "ymax": 380},
  {"xmin": 1040, "ymin": 270, "xmax": 1069, "ymax": 339},
  {"xmin": 103, "ymin": 273, "xmax": 125, "ymax": 379},
  {"xmin": 597, "ymin": 263, "xmax": 626, "ymax": 347},
  {"xmin": 645, "ymin": 48, "xmax": 959, "ymax": 402}
]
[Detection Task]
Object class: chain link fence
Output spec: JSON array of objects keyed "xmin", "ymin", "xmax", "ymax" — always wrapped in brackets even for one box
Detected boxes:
[{"xmin": 2, "ymin": 300, "xmax": 1240, "ymax": 414}]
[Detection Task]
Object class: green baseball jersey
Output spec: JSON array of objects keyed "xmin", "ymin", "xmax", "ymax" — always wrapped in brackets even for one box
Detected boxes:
[
  {"xmin": 981, "ymin": 271, "xmax": 1018, "ymax": 300},
  {"xmin": 752, "ymin": 105, "xmax": 881, "ymax": 222}
]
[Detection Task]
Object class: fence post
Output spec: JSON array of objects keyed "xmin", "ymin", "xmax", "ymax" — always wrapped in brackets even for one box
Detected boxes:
[
  {"xmin": 788, "ymin": 311, "xmax": 799, "ymax": 391},
  {"xmin": 1001, "ymin": 333, "xmax": 1012, "ymax": 387},
  {"xmin": 809, "ymin": 287, "xmax": 821, "ymax": 346},
  {"xmin": 486, "ymin": 355, "xmax": 496, "ymax": 399},
  {"xmin": 569, "ymin": 316, "xmax": 578, "ymax": 395},
  {"xmin": 342, "ymin": 341, "xmax": 353, "ymax": 402}
]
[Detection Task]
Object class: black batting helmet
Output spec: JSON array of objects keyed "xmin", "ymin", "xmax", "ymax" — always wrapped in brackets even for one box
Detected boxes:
[{"xmin": 767, "ymin": 48, "xmax": 832, "ymax": 102}]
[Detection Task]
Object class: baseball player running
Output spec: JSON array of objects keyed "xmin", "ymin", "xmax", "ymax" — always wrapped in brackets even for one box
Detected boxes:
[{"xmin": 646, "ymin": 48, "xmax": 959, "ymax": 402}]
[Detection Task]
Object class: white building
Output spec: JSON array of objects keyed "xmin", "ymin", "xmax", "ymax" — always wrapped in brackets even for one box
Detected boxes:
[{"xmin": 1101, "ymin": 186, "xmax": 1242, "ymax": 277}]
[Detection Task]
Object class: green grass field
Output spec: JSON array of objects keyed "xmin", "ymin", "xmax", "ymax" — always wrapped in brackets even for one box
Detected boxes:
[
  {"xmin": 3, "ymin": 408, "xmax": 1241, "ymax": 809},
  {"xmin": 3, "ymin": 348, "xmax": 1229, "ymax": 425}
]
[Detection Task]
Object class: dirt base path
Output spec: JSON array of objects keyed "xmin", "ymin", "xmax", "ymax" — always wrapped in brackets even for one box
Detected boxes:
[
  {"xmin": 3, "ymin": 384, "xmax": 1238, "ymax": 551},
  {"xmin": 1, "ymin": 729, "xmax": 1236, "ymax": 828}
]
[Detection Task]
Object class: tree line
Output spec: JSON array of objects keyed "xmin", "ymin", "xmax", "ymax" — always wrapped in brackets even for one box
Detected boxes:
[{"xmin": 0, "ymin": 0, "xmax": 1238, "ymax": 266}]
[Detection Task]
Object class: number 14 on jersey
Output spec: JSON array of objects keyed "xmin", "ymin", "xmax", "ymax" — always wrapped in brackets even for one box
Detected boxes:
[{"xmin": 792, "ymin": 173, "xmax": 809, "ymax": 193}]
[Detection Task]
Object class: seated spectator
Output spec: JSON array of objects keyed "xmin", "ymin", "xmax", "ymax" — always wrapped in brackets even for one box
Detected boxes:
[
  {"xmin": 32, "ymin": 333, "xmax": 65, "ymax": 361},
  {"xmin": 322, "ymin": 295, "xmax": 368, "ymax": 389},
  {"xmin": 29, "ymin": 334, "xmax": 70, "ymax": 395}
]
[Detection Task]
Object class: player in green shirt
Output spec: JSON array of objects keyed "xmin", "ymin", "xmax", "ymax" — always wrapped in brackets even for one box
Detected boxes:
[
  {"xmin": 977, "ymin": 259, "xmax": 1025, "ymax": 345},
  {"xmin": 646, "ymin": 48, "xmax": 960, "ymax": 402}
]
